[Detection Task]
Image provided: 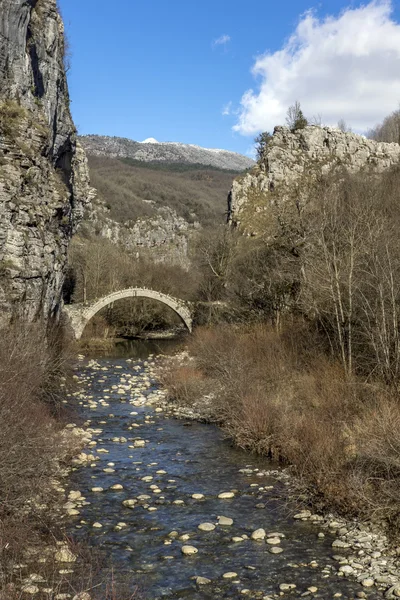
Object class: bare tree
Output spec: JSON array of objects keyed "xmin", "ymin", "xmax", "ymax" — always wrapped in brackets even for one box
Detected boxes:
[
  {"xmin": 367, "ymin": 108, "xmax": 400, "ymax": 144},
  {"xmin": 286, "ymin": 101, "xmax": 308, "ymax": 131},
  {"xmin": 337, "ymin": 118, "xmax": 352, "ymax": 133}
]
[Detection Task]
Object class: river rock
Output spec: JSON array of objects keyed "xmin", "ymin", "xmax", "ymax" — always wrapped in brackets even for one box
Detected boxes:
[
  {"xmin": 269, "ymin": 547, "xmax": 283, "ymax": 554},
  {"xmin": 279, "ymin": 583, "xmax": 296, "ymax": 591},
  {"xmin": 266, "ymin": 537, "xmax": 281, "ymax": 545},
  {"xmin": 293, "ymin": 511, "xmax": 311, "ymax": 520},
  {"xmin": 181, "ymin": 545, "xmax": 198, "ymax": 555},
  {"xmin": 91, "ymin": 487, "xmax": 104, "ymax": 492},
  {"xmin": 339, "ymin": 565, "xmax": 354, "ymax": 574},
  {"xmin": 122, "ymin": 499, "xmax": 136, "ymax": 508},
  {"xmin": 218, "ymin": 491, "xmax": 235, "ymax": 499},
  {"xmin": 192, "ymin": 493, "xmax": 205, "ymax": 500},
  {"xmin": 361, "ymin": 579, "xmax": 375, "ymax": 587},
  {"xmin": 196, "ymin": 576, "xmax": 211, "ymax": 585},
  {"xmin": 198, "ymin": 522, "xmax": 216, "ymax": 532},
  {"xmin": 223, "ymin": 572, "xmax": 238, "ymax": 579},
  {"xmin": 251, "ymin": 528, "xmax": 266, "ymax": 540},
  {"xmin": 218, "ymin": 516, "xmax": 233, "ymax": 526},
  {"xmin": 55, "ymin": 547, "xmax": 77, "ymax": 563},
  {"xmin": 110, "ymin": 484, "xmax": 123, "ymax": 490}
]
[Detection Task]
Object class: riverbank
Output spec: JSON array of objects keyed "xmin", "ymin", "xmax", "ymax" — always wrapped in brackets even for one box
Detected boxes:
[
  {"xmin": 151, "ymin": 332, "xmax": 400, "ymax": 598},
  {"xmin": 63, "ymin": 350, "xmax": 399, "ymax": 599}
]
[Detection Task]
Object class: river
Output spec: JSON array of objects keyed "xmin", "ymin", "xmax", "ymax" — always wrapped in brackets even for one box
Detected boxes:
[{"xmin": 68, "ymin": 341, "xmax": 383, "ymax": 599}]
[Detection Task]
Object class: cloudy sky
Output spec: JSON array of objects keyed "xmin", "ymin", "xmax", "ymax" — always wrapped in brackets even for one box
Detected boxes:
[{"xmin": 59, "ymin": 0, "xmax": 400, "ymax": 156}]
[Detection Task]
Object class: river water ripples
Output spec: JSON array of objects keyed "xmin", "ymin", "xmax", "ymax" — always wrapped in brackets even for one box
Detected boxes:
[{"xmin": 69, "ymin": 349, "xmax": 383, "ymax": 600}]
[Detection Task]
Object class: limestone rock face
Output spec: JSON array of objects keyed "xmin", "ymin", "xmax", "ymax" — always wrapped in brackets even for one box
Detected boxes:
[
  {"xmin": 228, "ymin": 126, "xmax": 400, "ymax": 236},
  {"xmin": 0, "ymin": 0, "xmax": 93, "ymax": 325},
  {"xmin": 85, "ymin": 197, "xmax": 196, "ymax": 269}
]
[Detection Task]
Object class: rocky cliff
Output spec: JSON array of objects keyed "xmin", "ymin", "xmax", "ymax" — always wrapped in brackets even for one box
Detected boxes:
[
  {"xmin": 228, "ymin": 126, "xmax": 400, "ymax": 236},
  {"xmin": 0, "ymin": 0, "xmax": 92, "ymax": 325}
]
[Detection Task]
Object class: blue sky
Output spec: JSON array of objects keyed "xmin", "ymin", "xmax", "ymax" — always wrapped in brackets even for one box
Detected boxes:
[{"xmin": 59, "ymin": 0, "xmax": 400, "ymax": 156}]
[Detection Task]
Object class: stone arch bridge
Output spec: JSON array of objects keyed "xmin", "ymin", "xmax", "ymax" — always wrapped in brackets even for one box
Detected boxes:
[{"xmin": 63, "ymin": 288, "xmax": 193, "ymax": 340}]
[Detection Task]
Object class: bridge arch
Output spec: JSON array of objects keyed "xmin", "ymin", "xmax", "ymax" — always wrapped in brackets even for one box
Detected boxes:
[{"xmin": 63, "ymin": 288, "xmax": 193, "ymax": 340}]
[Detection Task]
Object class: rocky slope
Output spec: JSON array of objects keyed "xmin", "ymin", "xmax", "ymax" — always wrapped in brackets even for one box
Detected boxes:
[
  {"xmin": 80, "ymin": 134, "xmax": 255, "ymax": 171},
  {"xmin": 228, "ymin": 125, "xmax": 400, "ymax": 236},
  {"xmin": 80, "ymin": 154, "xmax": 238, "ymax": 268},
  {"xmin": 0, "ymin": 0, "xmax": 92, "ymax": 325}
]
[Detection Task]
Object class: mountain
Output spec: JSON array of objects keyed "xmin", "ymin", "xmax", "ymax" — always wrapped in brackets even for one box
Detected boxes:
[{"xmin": 80, "ymin": 135, "xmax": 255, "ymax": 171}]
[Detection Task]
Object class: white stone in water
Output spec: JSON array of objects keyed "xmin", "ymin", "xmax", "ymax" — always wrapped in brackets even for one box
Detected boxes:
[
  {"xmin": 122, "ymin": 499, "xmax": 136, "ymax": 508},
  {"xmin": 218, "ymin": 491, "xmax": 235, "ymax": 499},
  {"xmin": 251, "ymin": 528, "xmax": 266, "ymax": 540},
  {"xmin": 92, "ymin": 522, "xmax": 102, "ymax": 528},
  {"xmin": 110, "ymin": 484, "xmax": 124, "ymax": 490},
  {"xmin": 339, "ymin": 565, "xmax": 354, "ymax": 574},
  {"xmin": 293, "ymin": 510, "xmax": 311, "ymax": 519},
  {"xmin": 173, "ymin": 499, "xmax": 184, "ymax": 505},
  {"xmin": 361, "ymin": 579, "xmax": 375, "ymax": 588},
  {"xmin": 91, "ymin": 487, "xmax": 104, "ymax": 492},
  {"xmin": 192, "ymin": 493, "xmax": 205, "ymax": 500},
  {"xmin": 218, "ymin": 516, "xmax": 233, "ymax": 526},
  {"xmin": 266, "ymin": 537, "xmax": 281, "ymax": 545},
  {"xmin": 181, "ymin": 545, "xmax": 198, "ymax": 555},
  {"xmin": 232, "ymin": 537, "xmax": 244, "ymax": 543},
  {"xmin": 198, "ymin": 522, "xmax": 216, "ymax": 532},
  {"xmin": 68, "ymin": 490, "xmax": 82, "ymax": 501},
  {"xmin": 308, "ymin": 587, "xmax": 318, "ymax": 593},
  {"xmin": 179, "ymin": 534, "xmax": 190, "ymax": 541},
  {"xmin": 279, "ymin": 583, "xmax": 296, "ymax": 591},
  {"xmin": 103, "ymin": 468, "xmax": 115, "ymax": 473},
  {"xmin": 223, "ymin": 572, "xmax": 238, "ymax": 579},
  {"xmin": 269, "ymin": 546, "xmax": 283, "ymax": 554},
  {"xmin": 196, "ymin": 576, "xmax": 211, "ymax": 585}
]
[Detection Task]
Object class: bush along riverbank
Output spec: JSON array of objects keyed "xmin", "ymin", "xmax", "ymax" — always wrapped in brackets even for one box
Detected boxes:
[
  {"xmin": 0, "ymin": 324, "xmax": 119, "ymax": 600},
  {"xmin": 155, "ymin": 323, "xmax": 400, "ymax": 597}
]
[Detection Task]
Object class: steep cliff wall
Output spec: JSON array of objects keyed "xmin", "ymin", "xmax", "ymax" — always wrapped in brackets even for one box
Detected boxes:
[
  {"xmin": 84, "ymin": 195, "xmax": 195, "ymax": 269},
  {"xmin": 228, "ymin": 126, "xmax": 400, "ymax": 237},
  {"xmin": 0, "ymin": 0, "xmax": 92, "ymax": 325}
]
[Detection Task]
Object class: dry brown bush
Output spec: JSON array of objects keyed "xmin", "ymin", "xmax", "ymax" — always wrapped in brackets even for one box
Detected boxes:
[{"xmin": 165, "ymin": 323, "xmax": 400, "ymax": 524}]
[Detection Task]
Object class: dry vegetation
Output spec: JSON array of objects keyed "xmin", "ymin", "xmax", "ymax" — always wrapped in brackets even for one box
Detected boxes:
[
  {"xmin": 163, "ymin": 163, "xmax": 400, "ymax": 530},
  {"xmin": 87, "ymin": 155, "xmax": 239, "ymax": 226},
  {"xmin": 0, "ymin": 322, "xmax": 143, "ymax": 598},
  {"xmin": 164, "ymin": 323, "xmax": 400, "ymax": 527}
]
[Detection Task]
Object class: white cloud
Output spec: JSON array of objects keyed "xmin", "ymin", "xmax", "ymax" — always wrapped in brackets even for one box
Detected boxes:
[
  {"xmin": 213, "ymin": 34, "xmax": 231, "ymax": 47},
  {"xmin": 222, "ymin": 101, "xmax": 233, "ymax": 116},
  {"xmin": 233, "ymin": 1, "xmax": 400, "ymax": 135}
]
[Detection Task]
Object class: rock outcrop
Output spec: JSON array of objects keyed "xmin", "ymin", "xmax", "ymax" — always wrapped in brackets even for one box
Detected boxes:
[
  {"xmin": 85, "ymin": 196, "xmax": 196, "ymax": 269},
  {"xmin": 81, "ymin": 135, "xmax": 255, "ymax": 171},
  {"xmin": 0, "ymin": 0, "xmax": 92, "ymax": 325},
  {"xmin": 228, "ymin": 126, "xmax": 400, "ymax": 236}
]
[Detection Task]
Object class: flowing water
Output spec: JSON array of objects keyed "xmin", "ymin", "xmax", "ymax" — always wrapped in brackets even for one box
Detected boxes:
[{"xmin": 68, "ymin": 341, "xmax": 382, "ymax": 599}]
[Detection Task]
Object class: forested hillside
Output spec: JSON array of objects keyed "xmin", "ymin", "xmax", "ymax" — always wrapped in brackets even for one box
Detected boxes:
[{"xmin": 87, "ymin": 155, "xmax": 240, "ymax": 226}]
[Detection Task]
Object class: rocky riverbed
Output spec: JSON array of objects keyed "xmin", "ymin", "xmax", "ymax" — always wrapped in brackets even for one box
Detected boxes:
[{"xmin": 63, "ymin": 351, "xmax": 400, "ymax": 600}]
